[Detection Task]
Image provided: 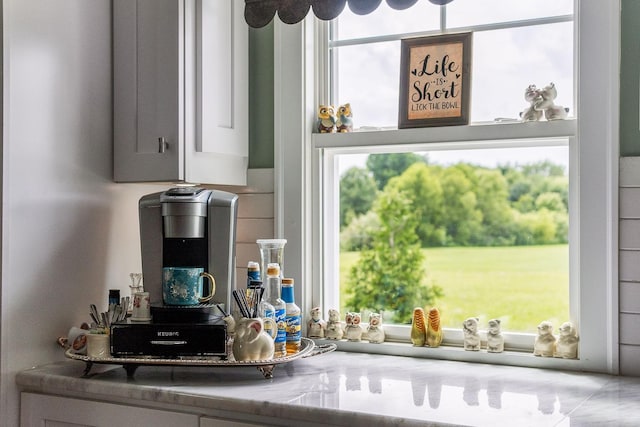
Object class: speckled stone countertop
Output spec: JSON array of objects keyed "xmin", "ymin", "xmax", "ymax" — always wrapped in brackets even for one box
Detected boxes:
[{"xmin": 16, "ymin": 351, "xmax": 640, "ymax": 426}]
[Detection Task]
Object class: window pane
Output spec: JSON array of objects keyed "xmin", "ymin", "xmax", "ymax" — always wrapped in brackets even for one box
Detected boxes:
[
  {"xmin": 337, "ymin": 145, "xmax": 570, "ymax": 333},
  {"xmin": 332, "ymin": 41, "xmax": 401, "ymax": 128},
  {"xmin": 333, "ymin": 2, "xmax": 440, "ymax": 41},
  {"xmin": 332, "ymin": 23, "xmax": 574, "ymax": 126},
  {"xmin": 470, "ymin": 23, "xmax": 574, "ymax": 122},
  {"xmin": 446, "ymin": 0, "xmax": 573, "ymax": 27}
]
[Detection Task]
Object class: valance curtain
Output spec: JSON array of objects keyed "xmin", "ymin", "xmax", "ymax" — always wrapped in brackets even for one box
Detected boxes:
[{"xmin": 244, "ymin": 0, "xmax": 454, "ymax": 29}]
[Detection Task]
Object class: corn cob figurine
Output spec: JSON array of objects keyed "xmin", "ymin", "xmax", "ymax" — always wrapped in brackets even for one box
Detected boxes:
[
  {"xmin": 426, "ymin": 307, "xmax": 443, "ymax": 348},
  {"xmin": 410, "ymin": 307, "xmax": 427, "ymax": 347}
]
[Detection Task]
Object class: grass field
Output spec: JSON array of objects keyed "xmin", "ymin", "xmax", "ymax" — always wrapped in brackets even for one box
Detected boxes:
[{"xmin": 340, "ymin": 245, "xmax": 569, "ymax": 333}]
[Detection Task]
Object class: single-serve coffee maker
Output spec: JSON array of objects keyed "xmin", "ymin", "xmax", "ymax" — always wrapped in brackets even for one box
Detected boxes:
[{"xmin": 110, "ymin": 186, "xmax": 238, "ymax": 357}]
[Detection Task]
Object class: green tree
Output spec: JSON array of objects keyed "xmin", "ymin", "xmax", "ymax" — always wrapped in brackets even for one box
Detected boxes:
[
  {"xmin": 474, "ymin": 169, "xmax": 515, "ymax": 245},
  {"xmin": 366, "ymin": 153, "xmax": 426, "ymax": 190},
  {"xmin": 387, "ymin": 162, "xmax": 446, "ymax": 247},
  {"xmin": 339, "ymin": 167, "xmax": 378, "ymax": 228},
  {"xmin": 440, "ymin": 167, "xmax": 483, "ymax": 245},
  {"xmin": 345, "ymin": 188, "xmax": 441, "ymax": 323}
]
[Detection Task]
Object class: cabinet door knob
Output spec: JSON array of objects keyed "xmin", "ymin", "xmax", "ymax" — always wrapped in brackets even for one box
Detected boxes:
[{"xmin": 158, "ymin": 137, "xmax": 168, "ymax": 153}]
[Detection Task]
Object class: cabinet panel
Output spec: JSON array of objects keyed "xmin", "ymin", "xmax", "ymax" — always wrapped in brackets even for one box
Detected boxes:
[
  {"xmin": 114, "ymin": 0, "xmax": 248, "ymax": 185},
  {"xmin": 20, "ymin": 393, "xmax": 198, "ymax": 427},
  {"xmin": 114, "ymin": 0, "xmax": 182, "ymax": 182}
]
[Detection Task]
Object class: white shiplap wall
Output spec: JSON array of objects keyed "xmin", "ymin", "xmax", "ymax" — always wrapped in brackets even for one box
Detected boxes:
[
  {"xmin": 619, "ymin": 157, "xmax": 640, "ymax": 376},
  {"xmin": 210, "ymin": 169, "xmax": 275, "ymax": 284}
]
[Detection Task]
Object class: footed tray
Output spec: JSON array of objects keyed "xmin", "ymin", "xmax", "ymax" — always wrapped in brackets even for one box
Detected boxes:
[{"xmin": 64, "ymin": 337, "xmax": 335, "ymax": 379}]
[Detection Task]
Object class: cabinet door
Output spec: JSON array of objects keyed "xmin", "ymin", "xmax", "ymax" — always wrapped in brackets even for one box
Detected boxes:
[
  {"xmin": 21, "ymin": 393, "xmax": 199, "ymax": 427},
  {"xmin": 187, "ymin": 0, "xmax": 248, "ymax": 185},
  {"xmin": 114, "ymin": 0, "xmax": 183, "ymax": 182}
]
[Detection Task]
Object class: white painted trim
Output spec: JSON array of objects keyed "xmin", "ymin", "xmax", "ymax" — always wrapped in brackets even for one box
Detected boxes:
[{"xmin": 275, "ymin": 1, "xmax": 620, "ymax": 373}]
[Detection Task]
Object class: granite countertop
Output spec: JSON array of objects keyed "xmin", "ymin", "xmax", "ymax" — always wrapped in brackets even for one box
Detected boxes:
[{"xmin": 16, "ymin": 350, "xmax": 640, "ymax": 426}]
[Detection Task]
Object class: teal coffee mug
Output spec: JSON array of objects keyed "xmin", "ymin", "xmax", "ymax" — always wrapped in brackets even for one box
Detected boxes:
[{"xmin": 162, "ymin": 267, "xmax": 216, "ymax": 305}]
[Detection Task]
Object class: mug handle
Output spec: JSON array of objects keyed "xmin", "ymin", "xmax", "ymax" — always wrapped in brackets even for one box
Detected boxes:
[
  {"xmin": 262, "ymin": 317, "xmax": 277, "ymax": 339},
  {"xmin": 198, "ymin": 272, "xmax": 216, "ymax": 303}
]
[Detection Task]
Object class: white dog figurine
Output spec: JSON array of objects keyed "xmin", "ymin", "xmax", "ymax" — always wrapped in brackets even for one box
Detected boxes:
[
  {"xmin": 533, "ymin": 321, "xmax": 556, "ymax": 357},
  {"xmin": 463, "ymin": 317, "xmax": 481, "ymax": 351},
  {"xmin": 366, "ymin": 312, "xmax": 385, "ymax": 344},
  {"xmin": 307, "ymin": 307, "xmax": 326, "ymax": 338},
  {"xmin": 554, "ymin": 321, "xmax": 579, "ymax": 359},
  {"xmin": 486, "ymin": 319, "xmax": 504, "ymax": 353},
  {"xmin": 325, "ymin": 309, "xmax": 343, "ymax": 340}
]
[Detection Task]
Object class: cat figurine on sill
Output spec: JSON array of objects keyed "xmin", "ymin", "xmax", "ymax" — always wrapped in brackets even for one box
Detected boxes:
[
  {"xmin": 307, "ymin": 306, "xmax": 326, "ymax": 338},
  {"xmin": 325, "ymin": 308, "xmax": 344, "ymax": 340},
  {"xmin": 366, "ymin": 312, "xmax": 385, "ymax": 344},
  {"xmin": 316, "ymin": 105, "xmax": 336, "ymax": 133},
  {"xmin": 533, "ymin": 321, "xmax": 556, "ymax": 357},
  {"xmin": 535, "ymin": 82, "xmax": 569, "ymax": 121},
  {"xmin": 519, "ymin": 84, "xmax": 543, "ymax": 122},
  {"xmin": 486, "ymin": 319, "xmax": 504, "ymax": 353},
  {"xmin": 554, "ymin": 321, "xmax": 579, "ymax": 359},
  {"xmin": 462, "ymin": 317, "xmax": 481, "ymax": 351},
  {"xmin": 344, "ymin": 312, "xmax": 364, "ymax": 342},
  {"xmin": 336, "ymin": 103, "xmax": 353, "ymax": 133}
]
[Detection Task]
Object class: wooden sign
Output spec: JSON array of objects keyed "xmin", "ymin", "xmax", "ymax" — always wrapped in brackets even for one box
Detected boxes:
[{"xmin": 398, "ymin": 33, "xmax": 472, "ymax": 128}]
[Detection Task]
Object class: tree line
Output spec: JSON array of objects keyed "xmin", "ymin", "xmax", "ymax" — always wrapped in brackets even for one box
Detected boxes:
[{"xmin": 340, "ymin": 153, "xmax": 568, "ymax": 252}]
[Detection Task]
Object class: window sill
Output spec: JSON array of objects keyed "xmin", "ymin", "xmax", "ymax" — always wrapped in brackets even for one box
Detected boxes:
[
  {"xmin": 312, "ymin": 118, "xmax": 576, "ymax": 150},
  {"xmin": 313, "ymin": 338, "xmax": 584, "ymax": 372}
]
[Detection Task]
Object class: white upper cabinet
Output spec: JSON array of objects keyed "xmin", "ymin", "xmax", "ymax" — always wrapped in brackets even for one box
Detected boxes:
[{"xmin": 114, "ymin": 0, "xmax": 248, "ymax": 185}]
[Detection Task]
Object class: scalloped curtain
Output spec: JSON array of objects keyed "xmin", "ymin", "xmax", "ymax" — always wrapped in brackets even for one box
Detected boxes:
[{"xmin": 245, "ymin": 0, "xmax": 454, "ymax": 28}]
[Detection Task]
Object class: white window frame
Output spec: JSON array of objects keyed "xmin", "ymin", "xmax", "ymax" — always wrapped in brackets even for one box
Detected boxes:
[{"xmin": 274, "ymin": 0, "xmax": 619, "ymax": 374}]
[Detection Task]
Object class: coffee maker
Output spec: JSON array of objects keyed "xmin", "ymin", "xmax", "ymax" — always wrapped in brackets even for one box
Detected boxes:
[{"xmin": 110, "ymin": 186, "xmax": 238, "ymax": 357}]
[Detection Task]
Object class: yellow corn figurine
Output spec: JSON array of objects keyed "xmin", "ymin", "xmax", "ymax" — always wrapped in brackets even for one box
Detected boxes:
[
  {"xmin": 426, "ymin": 307, "xmax": 443, "ymax": 348},
  {"xmin": 410, "ymin": 307, "xmax": 427, "ymax": 347}
]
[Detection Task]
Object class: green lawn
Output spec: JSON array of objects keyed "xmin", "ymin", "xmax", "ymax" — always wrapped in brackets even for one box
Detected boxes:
[{"xmin": 340, "ymin": 245, "xmax": 569, "ymax": 333}]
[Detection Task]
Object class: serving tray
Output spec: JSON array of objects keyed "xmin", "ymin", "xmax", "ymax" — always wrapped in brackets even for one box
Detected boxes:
[{"xmin": 65, "ymin": 337, "xmax": 335, "ymax": 379}]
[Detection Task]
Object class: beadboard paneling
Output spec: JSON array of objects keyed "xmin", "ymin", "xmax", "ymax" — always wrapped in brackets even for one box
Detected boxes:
[
  {"xmin": 620, "ymin": 313, "xmax": 640, "ymax": 345},
  {"xmin": 619, "ymin": 251, "xmax": 640, "ymax": 282},
  {"xmin": 620, "ymin": 281, "xmax": 640, "ymax": 313},
  {"xmin": 619, "ymin": 219, "xmax": 640, "ymax": 249},
  {"xmin": 620, "ymin": 345, "xmax": 640, "ymax": 376}
]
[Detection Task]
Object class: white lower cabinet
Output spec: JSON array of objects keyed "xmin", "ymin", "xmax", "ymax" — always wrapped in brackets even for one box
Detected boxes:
[
  {"xmin": 21, "ymin": 393, "xmax": 198, "ymax": 427},
  {"xmin": 20, "ymin": 393, "xmax": 272, "ymax": 427}
]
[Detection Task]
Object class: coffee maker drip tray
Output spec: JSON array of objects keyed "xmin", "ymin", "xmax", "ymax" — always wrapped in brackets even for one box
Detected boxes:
[{"xmin": 150, "ymin": 303, "xmax": 224, "ymax": 323}]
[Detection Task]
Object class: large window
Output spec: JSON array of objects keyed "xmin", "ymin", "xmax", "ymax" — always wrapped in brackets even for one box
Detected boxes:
[
  {"xmin": 275, "ymin": 0, "xmax": 618, "ymax": 373},
  {"xmin": 327, "ymin": 3, "xmax": 574, "ymax": 337}
]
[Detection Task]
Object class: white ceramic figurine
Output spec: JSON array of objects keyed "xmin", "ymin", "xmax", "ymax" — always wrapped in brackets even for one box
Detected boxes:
[
  {"xmin": 344, "ymin": 312, "xmax": 364, "ymax": 342},
  {"xmin": 486, "ymin": 319, "xmax": 504, "ymax": 353},
  {"xmin": 554, "ymin": 321, "xmax": 579, "ymax": 359},
  {"xmin": 366, "ymin": 312, "xmax": 385, "ymax": 344},
  {"xmin": 325, "ymin": 308, "xmax": 344, "ymax": 340},
  {"xmin": 463, "ymin": 317, "xmax": 481, "ymax": 351},
  {"xmin": 520, "ymin": 84, "xmax": 543, "ymax": 122},
  {"xmin": 533, "ymin": 321, "xmax": 557, "ymax": 357},
  {"xmin": 307, "ymin": 307, "xmax": 327, "ymax": 338},
  {"xmin": 535, "ymin": 82, "xmax": 569, "ymax": 121}
]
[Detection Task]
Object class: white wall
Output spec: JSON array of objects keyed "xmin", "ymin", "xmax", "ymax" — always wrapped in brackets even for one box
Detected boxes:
[{"xmin": 1, "ymin": 1, "xmax": 168, "ymax": 424}]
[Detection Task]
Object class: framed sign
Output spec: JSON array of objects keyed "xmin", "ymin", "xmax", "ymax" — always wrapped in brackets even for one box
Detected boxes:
[{"xmin": 398, "ymin": 32, "xmax": 472, "ymax": 129}]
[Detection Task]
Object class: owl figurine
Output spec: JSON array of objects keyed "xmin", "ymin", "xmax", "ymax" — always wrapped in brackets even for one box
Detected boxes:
[
  {"xmin": 426, "ymin": 307, "xmax": 443, "ymax": 348},
  {"xmin": 366, "ymin": 312, "xmax": 385, "ymax": 344},
  {"xmin": 410, "ymin": 307, "xmax": 427, "ymax": 347},
  {"xmin": 336, "ymin": 103, "xmax": 353, "ymax": 133},
  {"xmin": 317, "ymin": 105, "xmax": 336, "ymax": 133},
  {"xmin": 344, "ymin": 312, "xmax": 364, "ymax": 342}
]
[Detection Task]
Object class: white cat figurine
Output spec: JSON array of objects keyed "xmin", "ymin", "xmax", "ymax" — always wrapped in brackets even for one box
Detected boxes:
[
  {"xmin": 325, "ymin": 308, "xmax": 343, "ymax": 340},
  {"xmin": 344, "ymin": 312, "xmax": 364, "ymax": 342},
  {"xmin": 533, "ymin": 321, "xmax": 556, "ymax": 357},
  {"xmin": 366, "ymin": 312, "xmax": 385, "ymax": 344},
  {"xmin": 307, "ymin": 306, "xmax": 326, "ymax": 338},
  {"xmin": 463, "ymin": 317, "xmax": 481, "ymax": 351},
  {"xmin": 486, "ymin": 319, "xmax": 504, "ymax": 353},
  {"xmin": 554, "ymin": 321, "xmax": 579, "ymax": 359}
]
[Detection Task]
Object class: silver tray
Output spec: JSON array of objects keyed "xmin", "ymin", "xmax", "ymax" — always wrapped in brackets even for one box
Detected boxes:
[{"xmin": 65, "ymin": 337, "xmax": 335, "ymax": 378}]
